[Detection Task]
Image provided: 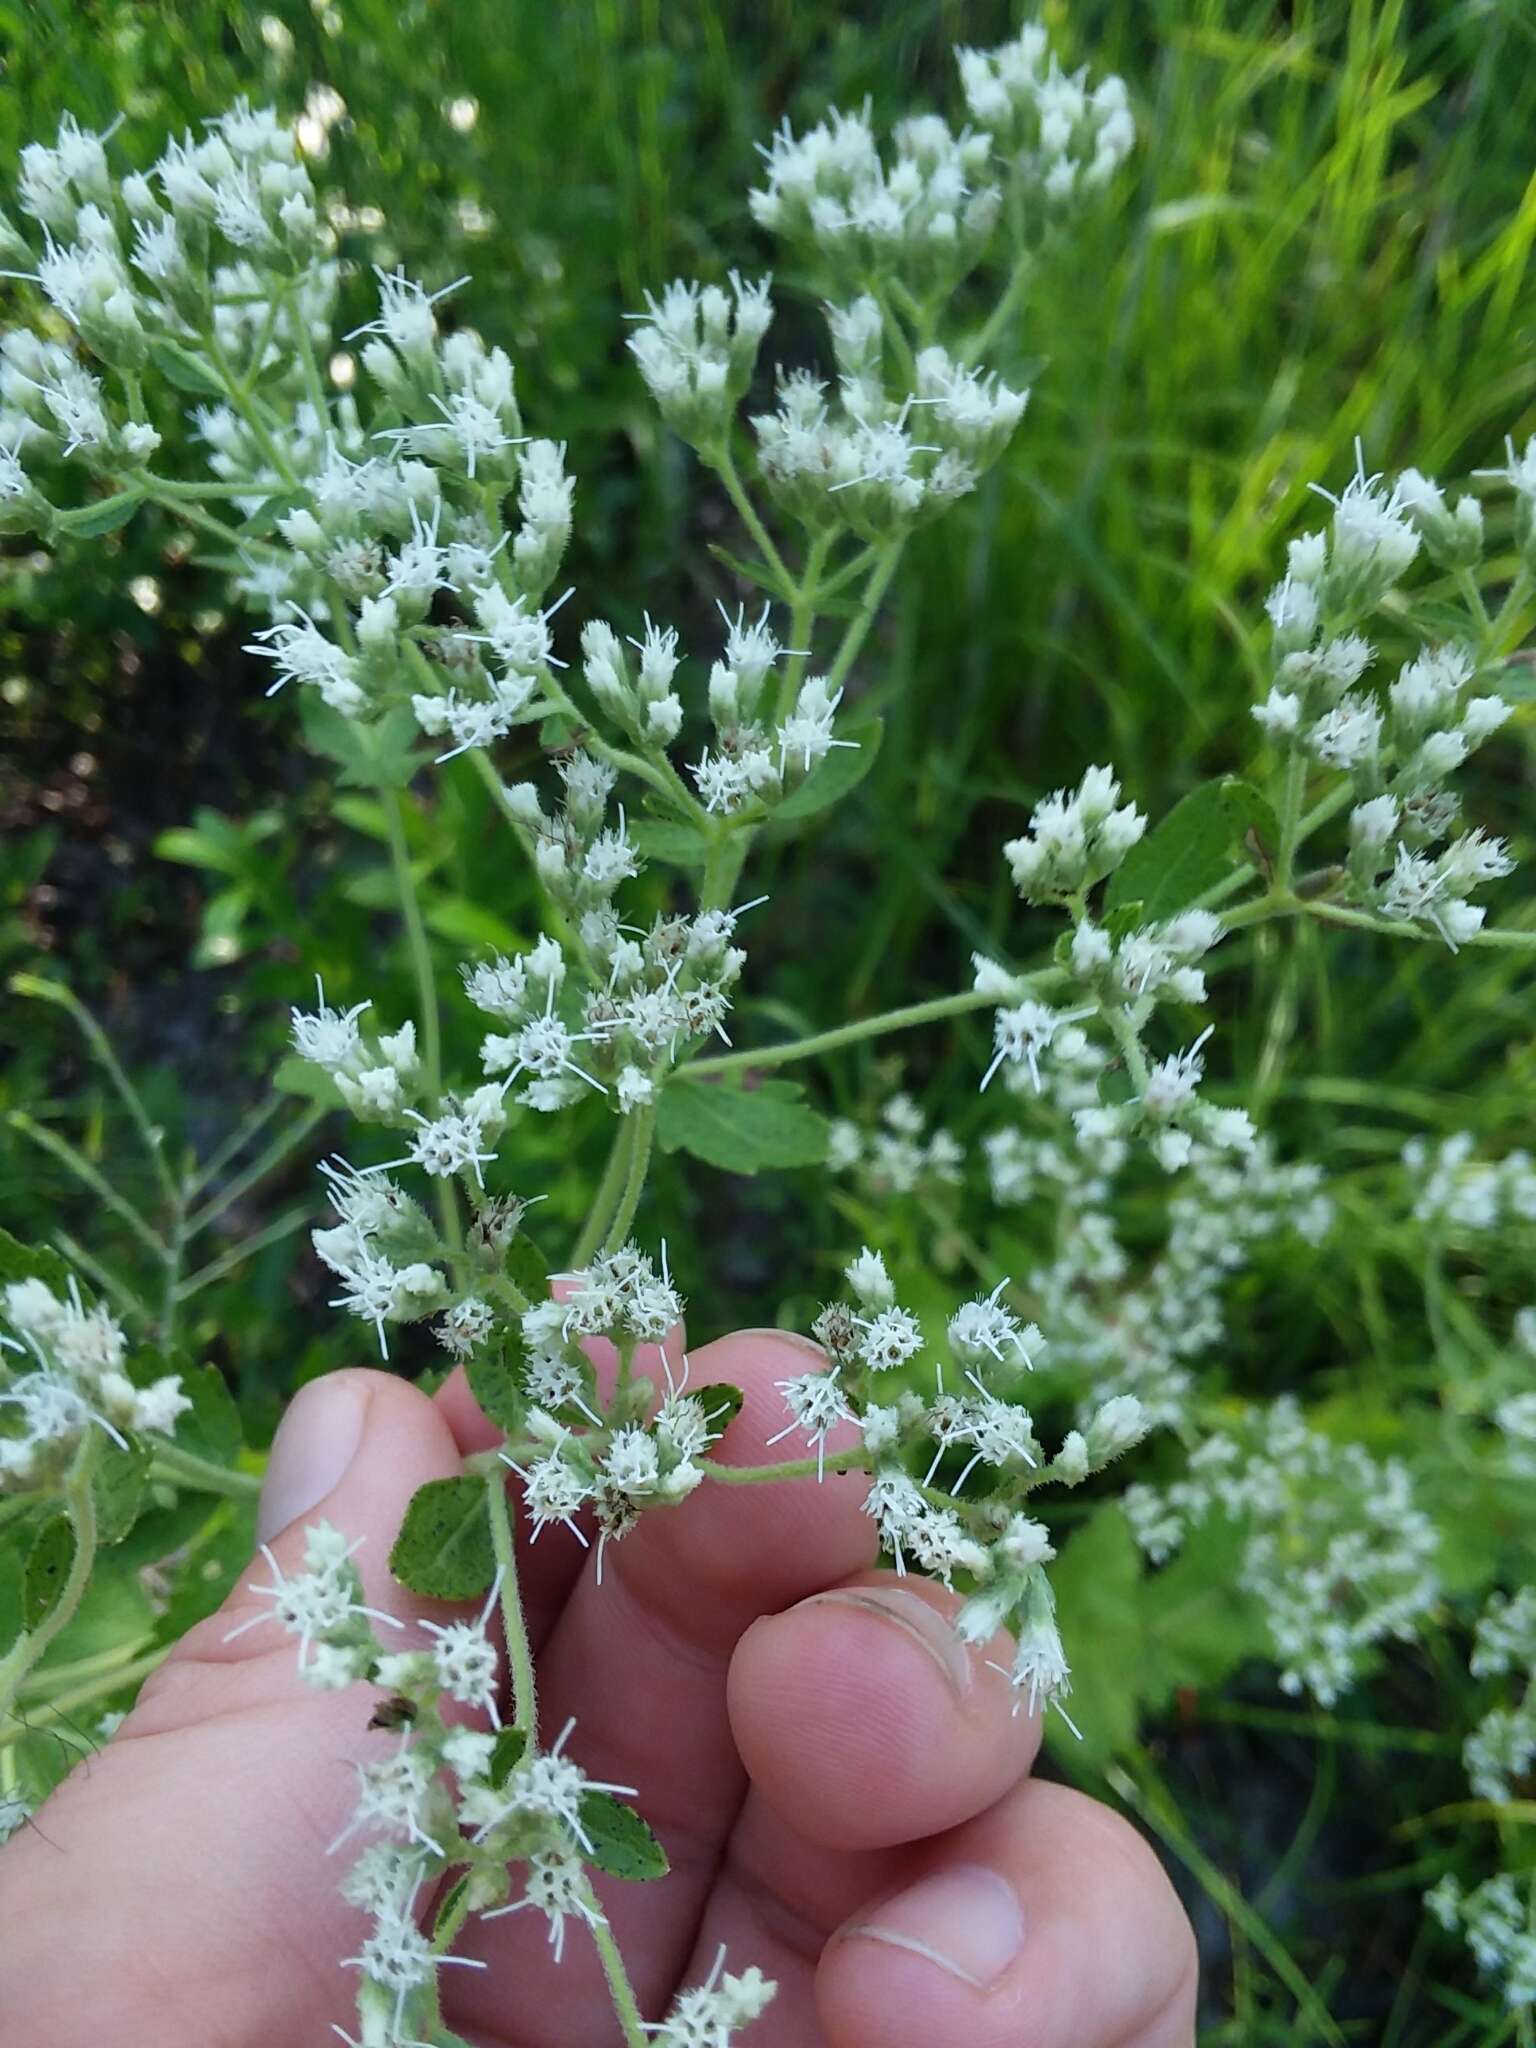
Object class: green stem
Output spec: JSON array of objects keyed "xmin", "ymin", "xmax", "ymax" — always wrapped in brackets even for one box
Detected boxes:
[
  {"xmin": 1272, "ymin": 748, "xmax": 1308, "ymax": 893},
  {"xmin": 774, "ymin": 530, "xmax": 832, "ymax": 725},
  {"xmin": 603, "ymin": 1106, "xmax": 654, "ymax": 1253},
  {"xmin": 0, "ymin": 1645, "xmax": 167, "ymax": 1748},
  {"xmin": 1100, "ymin": 1001, "xmax": 1151, "ymax": 1094},
  {"xmin": 965, "ymin": 249, "xmax": 1035, "ymax": 367},
  {"xmin": 538, "ymin": 668, "xmax": 708, "ymax": 824},
  {"xmin": 10, "ymin": 974, "xmax": 177, "ymax": 1203},
  {"xmin": 587, "ymin": 1900, "xmax": 650, "ymax": 2048},
  {"xmin": 485, "ymin": 1471, "xmax": 538, "ymax": 1737},
  {"xmin": 824, "ymin": 543, "xmax": 903, "ymax": 696},
  {"xmin": 703, "ymin": 1447, "xmax": 868, "ymax": 1485},
  {"xmin": 187, "ymin": 1102, "xmax": 326, "ymax": 1233},
  {"xmin": 711, "ymin": 441, "xmax": 793, "ymax": 597},
  {"xmin": 0, "ymin": 1443, "xmax": 99, "ymax": 1729},
  {"xmin": 381, "ymin": 794, "xmax": 440, "ymax": 1076},
  {"xmin": 570, "ymin": 1116, "xmax": 635, "ymax": 1269},
  {"xmin": 699, "ymin": 826, "xmax": 748, "ymax": 916},
  {"xmin": 148, "ymin": 1440, "xmax": 262, "ymax": 1501},
  {"xmin": 685, "ymin": 984, "xmax": 1009, "ymax": 1080},
  {"xmin": 7, "ymin": 1110, "xmax": 168, "ymax": 1262},
  {"xmin": 18, "ymin": 1632, "xmax": 157, "ymax": 1703},
  {"xmin": 381, "ymin": 787, "xmax": 460, "ymax": 1243},
  {"xmin": 172, "ymin": 1201, "xmax": 314, "ymax": 1300},
  {"xmin": 1303, "ymin": 898, "xmax": 1536, "ymax": 949}
]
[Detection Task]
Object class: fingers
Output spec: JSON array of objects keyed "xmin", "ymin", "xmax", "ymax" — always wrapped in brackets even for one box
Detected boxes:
[
  {"xmin": 0, "ymin": 1369, "xmax": 466, "ymax": 2048},
  {"xmin": 816, "ymin": 1779, "xmax": 1198, "ymax": 2048},
  {"xmin": 728, "ymin": 1572, "xmax": 1039, "ymax": 1851},
  {"xmin": 444, "ymin": 1328, "xmax": 877, "ymax": 2044}
]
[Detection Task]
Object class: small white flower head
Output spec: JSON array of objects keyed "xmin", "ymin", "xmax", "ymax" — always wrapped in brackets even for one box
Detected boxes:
[
  {"xmin": 844, "ymin": 1245, "xmax": 894, "ymax": 1309},
  {"xmin": 855, "ymin": 1304, "xmax": 925, "ymax": 1372},
  {"xmin": 948, "ymin": 1285, "xmax": 1041, "ymax": 1374},
  {"xmin": 1003, "ymin": 765, "xmax": 1146, "ymax": 904},
  {"xmin": 419, "ymin": 1577, "xmax": 503, "ymax": 1723},
  {"xmin": 768, "ymin": 1370, "xmax": 854, "ymax": 1475},
  {"xmin": 483, "ymin": 1848, "xmax": 602, "ymax": 1963},
  {"xmin": 1308, "ymin": 441, "xmax": 1421, "ymax": 608}
]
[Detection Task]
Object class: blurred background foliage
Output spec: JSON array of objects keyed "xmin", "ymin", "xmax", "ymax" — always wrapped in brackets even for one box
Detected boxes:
[{"xmin": 3, "ymin": 0, "xmax": 1535, "ymax": 2038}]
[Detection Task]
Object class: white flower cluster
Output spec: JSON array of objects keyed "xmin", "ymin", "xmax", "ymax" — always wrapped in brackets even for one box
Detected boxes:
[
  {"xmin": 469, "ymin": 909, "xmax": 747, "ymax": 1116},
  {"xmin": 626, "ymin": 273, "xmax": 773, "ymax": 451},
  {"xmin": 1462, "ymin": 1585, "xmax": 1536, "ymax": 1805},
  {"xmin": 751, "ymin": 22, "xmax": 1133, "ymax": 299},
  {"xmin": 1403, "ymin": 1131, "xmax": 1536, "ymax": 1237},
  {"xmin": 956, "ymin": 25, "xmax": 1135, "ymax": 201},
  {"xmin": 233, "ymin": 1519, "xmax": 770, "ymax": 2047},
  {"xmin": 752, "ymin": 305, "xmax": 1028, "ymax": 540},
  {"xmin": 984, "ymin": 1021, "xmax": 1331, "ymax": 1427},
  {"xmin": 1001, "ymin": 763, "xmax": 1146, "ymax": 904},
  {"xmin": 773, "ymin": 1248, "xmax": 1150, "ymax": 1721},
  {"xmin": 508, "ymin": 1250, "xmax": 724, "ymax": 1570},
  {"xmin": 650, "ymin": 1950, "xmax": 776, "ymax": 2048},
  {"xmin": 0, "ymin": 110, "xmax": 582, "ymax": 757},
  {"xmin": 0, "ymin": 104, "xmax": 328, "ymax": 519},
  {"xmin": 307, "ymin": 1157, "xmax": 452, "ymax": 1360},
  {"xmin": 827, "ymin": 1089, "xmax": 963, "ymax": 1197},
  {"xmin": 1254, "ymin": 451, "xmax": 1518, "ymax": 947},
  {"xmin": 750, "ymin": 109, "xmax": 1000, "ymax": 293},
  {"xmin": 1427, "ymin": 1873, "xmax": 1536, "ymax": 2009},
  {"xmin": 0, "ymin": 1273, "xmax": 190, "ymax": 1488},
  {"xmin": 1123, "ymin": 1396, "xmax": 1438, "ymax": 1703},
  {"xmin": 582, "ymin": 604, "xmax": 860, "ymax": 817}
]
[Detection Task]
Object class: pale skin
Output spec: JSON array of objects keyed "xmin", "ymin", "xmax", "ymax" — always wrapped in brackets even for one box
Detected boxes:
[{"xmin": 0, "ymin": 1329, "xmax": 1198, "ymax": 2047}]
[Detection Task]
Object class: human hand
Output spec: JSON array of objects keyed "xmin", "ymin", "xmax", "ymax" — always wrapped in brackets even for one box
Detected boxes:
[{"xmin": 0, "ymin": 1331, "xmax": 1197, "ymax": 2047}]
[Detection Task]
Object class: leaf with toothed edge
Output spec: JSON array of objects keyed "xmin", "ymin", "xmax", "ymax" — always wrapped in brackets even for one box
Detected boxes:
[
  {"xmin": 579, "ymin": 1791, "xmax": 669, "ymax": 1880},
  {"xmin": 389, "ymin": 1476, "xmax": 495, "ymax": 1600}
]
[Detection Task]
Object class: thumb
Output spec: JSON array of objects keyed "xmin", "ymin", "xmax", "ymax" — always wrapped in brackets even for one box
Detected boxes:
[{"xmin": 0, "ymin": 1369, "xmax": 466, "ymax": 2048}]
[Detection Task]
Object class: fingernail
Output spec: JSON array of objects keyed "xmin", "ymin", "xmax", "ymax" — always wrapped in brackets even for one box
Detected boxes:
[
  {"xmin": 847, "ymin": 1864, "xmax": 1023, "ymax": 1989},
  {"xmin": 806, "ymin": 1585, "xmax": 971, "ymax": 1696},
  {"xmin": 258, "ymin": 1374, "xmax": 370, "ymax": 1543},
  {"xmin": 737, "ymin": 1327, "xmax": 827, "ymax": 1362}
]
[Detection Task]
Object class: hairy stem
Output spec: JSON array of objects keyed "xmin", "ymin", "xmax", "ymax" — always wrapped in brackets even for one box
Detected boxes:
[
  {"xmin": 712, "ymin": 441, "xmax": 793, "ymax": 597},
  {"xmin": 381, "ymin": 787, "xmax": 460, "ymax": 1242},
  {"xmin": 685, "ymin": 983, "xmax": 1014, "ymax": 1080},
  {"xmin": 703, "ymin": 1446, "xmax": 868, "ymax": 1485},
  {"xmin": 485, "ymin": 1471, "xmax": 538, "ymax": 1738},
  {"xmin": 587, "ymin": 1898, "xmax": 651, "ymax": 2048},
  {"xmin": 603, "ymin": 1106, "xmax": 655, "ymax": 1253},
  {"xmin": 571, "ymin": 1116, "xmax": 635, "ymax": 1268},
  {"xmin": 0, "ymin": 1442, "xmax": 100, "ymax": 1731},
  {"xmin": 148, "ymin": 1440, "xmax": 262, "ymax": 1500}
]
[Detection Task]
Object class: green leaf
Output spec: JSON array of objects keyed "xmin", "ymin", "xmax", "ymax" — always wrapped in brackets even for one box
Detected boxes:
[
  {"xmin": 488, "ymin": 1726, "xmax": 528, "ymax": 1788},
  {"xmin": 506, "ymin": 1235, "xmax": 549, "ymax": 1307},
  {"xmin": 433, "ymin": 1874, "xmax": 470, "ymax": 1936},
  {"xmin": 466, "ymin": 1334, "xmax": 526, "ymax": 1435},
  {"xmin": 271, "ymin": 1052, "xmax": 344, "ymax": 1107},
  {"xmin": 1138, "ymin": 1515, "xmax": 1268, "ymax": 1705},
  {"xmin": 92, "ymin": 1436, "xmax": 151, "ymax": 1545},
  {"xmin": 0, "ymin": 1225, "xmax": 73, "ymax": 1298},
  {"xmin": 0, "ymin": 1532, "xmax": 28, "ymax": 1657},
  {"xmin": 389, "ymin": 1476, "xmax": 495, "ymax": 1600},
  {"xmin": 655, "ymin": 1076, "xmax": 831, "ymax": 1175},
  {"xmin": 174, "ymin": 1362, "xmax": 243, "ymax": 1466},
  {"xmin": 774, "ymin": 718, "xmax": 883, "ymax": 821},
  {"xmin": 24, "ymin": 1513, "xmax": 77, "ymax": 1631},
  {"xmin": 300, "ymin": 696, "xmax": 423, "ymax": 790},
  {"xmin": 692, "ymin": 1383, "xmax": 746, "ymax": 1437},
  {"xmin": 579, "ymin": 1791, "xmax": 669, "ymax": 1880},
  {"xmin": 630, "ymin": 819, "xmax": 710, "ymax": 867},
  {"xmin": 149, "ymin": 337, "xmax": 227, "ymax": 397},
  {"xmin": 55, "ymin": 490, "xmax": 143, "ymax": 539},
  {"xmin": 1105, "ymin": 777, "xmax": 1263, "ymax": 922},
  {"xmin": 1044, "ymin": 1505, "xmax": 1146, "ymax": 1766}
]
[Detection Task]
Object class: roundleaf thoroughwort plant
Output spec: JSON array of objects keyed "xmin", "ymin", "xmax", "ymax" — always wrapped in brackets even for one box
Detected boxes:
[{"xmin": 2, "ymin": 18, "xmax": 1536, "ymax": 2036}]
